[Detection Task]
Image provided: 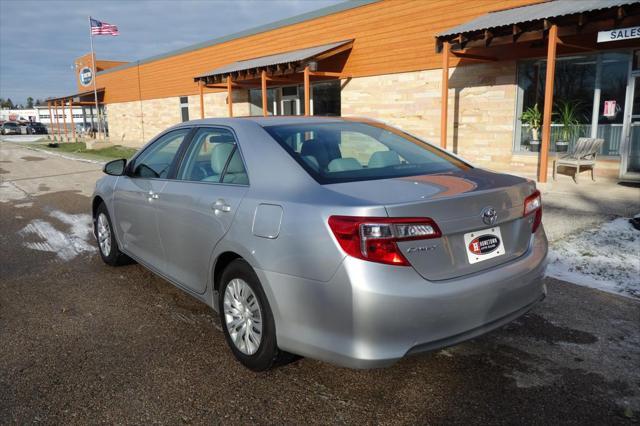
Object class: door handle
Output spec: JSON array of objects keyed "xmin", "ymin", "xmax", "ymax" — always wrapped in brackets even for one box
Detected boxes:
[
  {"xmin": 148, "ymin": 190, "xmax": 159, "ymax": 201},
  {"xmin": 212, "ymin": 199, "xmax": 231, "ymax": 213}
]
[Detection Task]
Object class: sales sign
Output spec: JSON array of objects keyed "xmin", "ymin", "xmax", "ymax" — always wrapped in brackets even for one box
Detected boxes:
[{"xmin": 597, "ymin": 26, "xmax": 640, "ymax": 43}]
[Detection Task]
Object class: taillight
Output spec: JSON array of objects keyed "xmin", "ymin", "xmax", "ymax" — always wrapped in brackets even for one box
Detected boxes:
[
  {"xmin": 328, "ymin": 216, "xmax": 442, "ymax": 266},
  {"xmin": 523, "ymin": 190, "xmax": 542, "ymax": 233}
]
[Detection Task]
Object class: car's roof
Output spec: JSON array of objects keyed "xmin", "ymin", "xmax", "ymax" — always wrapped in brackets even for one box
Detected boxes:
[{"xmin": 182, "ymin": 116, "xmax": 378, "ymax": 128}]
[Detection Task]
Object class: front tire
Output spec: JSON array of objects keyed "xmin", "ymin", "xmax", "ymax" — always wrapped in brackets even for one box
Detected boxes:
[
  {"xmin": 94, "ymin": 203, "xmax": 131, "ymax": 266},
  {"xmin": 218, "ymin": 259, "xmax": 289, "ymax": 371}
]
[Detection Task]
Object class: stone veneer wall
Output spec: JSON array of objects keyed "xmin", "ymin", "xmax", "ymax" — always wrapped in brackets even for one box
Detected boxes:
[
  {"xmin": 341, "ymin": 61, "xmax": 519, "ymax": 172},
  {"xmin": 107, "ymin": 91, "xmax": 250, "ymax": 147}
]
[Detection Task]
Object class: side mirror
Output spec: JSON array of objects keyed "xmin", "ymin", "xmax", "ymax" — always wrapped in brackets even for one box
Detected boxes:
[{"xmin": 103, "ymin": 159, "xmax": 127, "ymax": 176}]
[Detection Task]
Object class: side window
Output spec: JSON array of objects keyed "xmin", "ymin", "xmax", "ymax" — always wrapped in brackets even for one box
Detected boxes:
[
  {"xmin": 131, "ymin": 129, "xmax": 189, "ymax": 179},
  {"xmin": 177, "ymin": 127, "xmax": 248, "ymax": 184}
]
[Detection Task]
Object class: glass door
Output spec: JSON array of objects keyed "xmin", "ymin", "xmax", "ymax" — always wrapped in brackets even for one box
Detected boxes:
[
  {"xmin": 280, "ymin": 86, "xmax": 302, "ymax": 116},
  {"xmin": 621, "ymin": 74, "xmax": 640, "ymax": 180}
]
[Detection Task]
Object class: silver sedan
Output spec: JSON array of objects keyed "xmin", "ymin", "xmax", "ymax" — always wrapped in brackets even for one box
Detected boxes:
[{"xmin": 92, "ymin": 117, "xmax": 547, "ymax": 371}]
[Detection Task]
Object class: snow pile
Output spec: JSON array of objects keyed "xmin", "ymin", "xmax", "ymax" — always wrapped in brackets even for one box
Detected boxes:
[
  {"xmin": 547, "ymin": 217, "xmax": 640, "ymax": 299},
  {"xmin": 19, "ymin": 210, "xmax": 96, "ymax": 261}
]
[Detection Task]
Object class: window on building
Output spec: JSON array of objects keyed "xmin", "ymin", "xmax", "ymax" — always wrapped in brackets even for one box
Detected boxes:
[
  {"xmin": 312, "ymin": 81, "xmax": 341, "ymax": 116},
  {"xmin": 515, "ymin": 52, "xmax": 630, "ymax": 156},
  {"xmin": 249, "ymin": 88, "xmax": 277, "ymax": 116},
  {"xmin": 248, "ymin": 81, "xmax": 341, "ymax": 117},
  {"xmin": 180, "ymin": 96, "xmax": 189, "ymax": 122}
]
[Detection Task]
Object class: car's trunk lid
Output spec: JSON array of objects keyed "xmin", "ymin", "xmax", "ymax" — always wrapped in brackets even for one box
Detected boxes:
[{"xmin": 327, "ymin": 169, "xmax": 537, "ymax": 281}]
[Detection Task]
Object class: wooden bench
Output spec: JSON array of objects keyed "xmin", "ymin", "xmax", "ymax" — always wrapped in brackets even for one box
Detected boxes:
[{"xmin": 553, "ymin": 137, "xmax": 604, "ymax": 182}]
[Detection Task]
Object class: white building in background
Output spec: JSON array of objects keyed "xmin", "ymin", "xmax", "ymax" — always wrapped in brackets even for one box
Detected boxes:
[
  {"xmin": 0, "ymin": 108, "xmax": 39, "ymax": 122},
  {"xmin": 1, "ymin": 106, "xmax": 99, "ymax": 133}
]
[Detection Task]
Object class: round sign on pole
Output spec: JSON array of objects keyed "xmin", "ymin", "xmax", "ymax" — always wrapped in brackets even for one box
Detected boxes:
[{"xmin": 79, "ymin": 66, "xmax": 93, "ymax": 87}]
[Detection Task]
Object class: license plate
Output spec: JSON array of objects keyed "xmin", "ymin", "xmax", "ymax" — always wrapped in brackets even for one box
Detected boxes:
[{"xmin": 463, "ymin": 227, "xmax": 505, "ymax": 264}]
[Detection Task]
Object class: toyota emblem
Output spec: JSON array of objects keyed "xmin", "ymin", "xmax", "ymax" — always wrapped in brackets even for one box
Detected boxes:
[{"xmin": 481, "ymin": 207, "xmax": 497, "ymax": 226}]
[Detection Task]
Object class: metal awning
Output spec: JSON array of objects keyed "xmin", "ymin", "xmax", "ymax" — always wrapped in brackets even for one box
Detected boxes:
[
  {"xmin": 194, "ymin": 39, "xmax": 353, "ymax": 83},
  {"xmin": 46, "ymin": 88, "xmax": 105, "ymax": 104},
  {"xmin": 437, "ymin": 0, "xmax": 639, "ymax": 48}
]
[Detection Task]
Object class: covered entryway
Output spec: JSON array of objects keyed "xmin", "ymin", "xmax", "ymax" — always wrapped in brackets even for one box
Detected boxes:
[
  {"xmin": 46, "ymin": 88, "xmax": 106, "ymax": 142},
  {"xmin": 193, "ymin": 40, "xmax": 352, "ymax": 118},
  {"xmin": 436, "ymin": 0, "xmax": 640, "ymax": 182}
]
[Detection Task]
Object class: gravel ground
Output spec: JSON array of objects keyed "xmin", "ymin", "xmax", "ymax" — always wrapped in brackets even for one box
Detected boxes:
[{"xmin": 1, "ymin": 142, "xmax": 639, "ymax": 424}]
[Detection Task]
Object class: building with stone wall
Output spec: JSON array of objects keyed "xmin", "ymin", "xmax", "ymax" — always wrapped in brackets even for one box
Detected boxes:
[{"xmin": 50, "ymin": 0, "xmax": 640, "ymax": 181}]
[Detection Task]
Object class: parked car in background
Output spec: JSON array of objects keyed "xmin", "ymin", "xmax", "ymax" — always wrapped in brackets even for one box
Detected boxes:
[
  {"xmin": 1, "ymin": 122, "xmax": 21, "ymax": 135},
  {"xmin": 92, "ymin": 117, "xmax": 547, "ymax": 371},
  {"xmin": 26, "ymin": 122, "xmax": 47, "ymax": 135}
]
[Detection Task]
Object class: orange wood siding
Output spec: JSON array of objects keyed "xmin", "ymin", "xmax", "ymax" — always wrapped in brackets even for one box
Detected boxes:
[
  {"xmin": 96, "ymin": 60, "xmax": 128, "ymax": 71},
  {"xmin": 96, "ymin": 0, "xmax": 541, "ymax": 104},
  {"xmin": 75, "ymin": 53, "xmax": 94, "ymax": 91}
]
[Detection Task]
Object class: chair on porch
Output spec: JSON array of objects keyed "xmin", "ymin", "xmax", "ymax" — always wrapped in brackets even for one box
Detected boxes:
[{"xmin": 552, "ymin": 138, "xmax": 604, "ymax": 183}]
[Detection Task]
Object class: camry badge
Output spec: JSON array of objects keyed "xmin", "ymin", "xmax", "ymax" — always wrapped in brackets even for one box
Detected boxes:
[{"xmin": 481, "ymin": 207, "xmax": 497, "ymax": 226}]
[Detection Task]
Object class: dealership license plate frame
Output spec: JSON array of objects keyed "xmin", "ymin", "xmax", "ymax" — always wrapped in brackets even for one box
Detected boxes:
[{"xmin": 463, "ymin": 227, "xmax": 505, "ymax": 264}]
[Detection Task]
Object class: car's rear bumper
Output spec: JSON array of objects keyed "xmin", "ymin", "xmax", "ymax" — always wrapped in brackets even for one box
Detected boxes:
[{"xmin": 257, "ymin": 227, "xmax": 548, "ymax": 369}]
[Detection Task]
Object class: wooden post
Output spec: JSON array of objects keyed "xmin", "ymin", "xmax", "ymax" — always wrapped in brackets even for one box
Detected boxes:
[
  {"xmin": 47, "ymin": 101, "xmax": 54, "ymax": 140},
  {"xmin": 304, "ymin": 66, "xmax": 311, "ymax": 116},
  {"xmin": 227, "ymin": 76, "xmax": 233, "ymax": 117},
  {"xmin": 68, "ymin": 99, "xmax": 76, "ymax": 141},
  {"xmin": 261, "ymin": 70, "xmax": 268, "ymax": 117},
  {"xmin": 61, "ymin": 99, "xmax": 68, "ymax": 142},
  {"xmin": 539, "ymin": 24, "xmax": 558, "ymax": 183},
  {"xmin": 199, "ymin": 80, "xmax": 205, "ymax": 119},
  {"xmin": 54, "ymin": 100, "xmax": 61, "ymax": 142},
  {"xmin": 440, "ymin": 41, "xmax": 450, "ymax": 149}
]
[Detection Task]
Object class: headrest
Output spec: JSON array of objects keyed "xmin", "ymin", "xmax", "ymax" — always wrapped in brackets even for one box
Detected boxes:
[
  {"xmin": 210, "ymin": 143, "xmax": 234, "ymax": 174},
  {"xmin": 368, "ymin": 151, "xmax": 401, "ymax": 168},
  {"xmin": 301, "ymin": 139, "xmax": 334, "ymax": 170},
  {"xmin": 327, "ymin": 158, "xmax": 362, "ymax": 172},
  {"xmin": 302, "ymin": 155, "xmax": 320, "ymax": 170}
]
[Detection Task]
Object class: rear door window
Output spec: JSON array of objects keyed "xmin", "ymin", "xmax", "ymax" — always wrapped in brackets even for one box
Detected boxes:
[{"xmin": 177, "ymin": 127, "xmax": 248, "ymax": 185}]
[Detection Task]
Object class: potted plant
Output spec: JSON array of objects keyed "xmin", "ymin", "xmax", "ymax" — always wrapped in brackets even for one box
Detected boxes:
[
  {"xmin": 554, "ymin": 100, "xmax": 581, "ymax": 153},
  {"xmin": 520, "ymin": 103, "xmax": 541, "ymax": 152}
]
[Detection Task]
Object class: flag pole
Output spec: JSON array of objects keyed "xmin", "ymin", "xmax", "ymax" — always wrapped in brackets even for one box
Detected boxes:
[{"xmin": 88, "ymin": 16, "xmax": 102, "ymax": 140}]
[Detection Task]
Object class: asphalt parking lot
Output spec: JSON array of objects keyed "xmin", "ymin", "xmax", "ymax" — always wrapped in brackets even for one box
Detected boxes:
[{"xmin": 1, "ymin": 140, "xmax": 639, "ymax": 424}]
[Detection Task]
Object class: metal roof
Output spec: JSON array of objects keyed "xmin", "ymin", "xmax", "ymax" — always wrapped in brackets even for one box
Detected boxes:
[
  {"xmin": 195, "ymin": 40, "xmax": 352, "ymax": 79},
  {"xmin": 438, "ymin": 0, "xmax": 639, "ymax": 37},
  {"xmin": 97, "ymin": 0, "xmax": 377, "ymax": 77},
  {"xmin": 46, "ymin": 87, "xmax": 105, "ymax": 102}
]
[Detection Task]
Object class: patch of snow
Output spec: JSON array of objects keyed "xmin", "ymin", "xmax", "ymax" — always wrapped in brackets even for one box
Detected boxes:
[
  {"xmin": 19, "ymin": 211, "xmax": 96, "ymax": 261},
  {"xmin": 547, "ymin": 217, "xmax": 640, "ymax": 299},
  {"xmin": 0, "ymin": 135, "xmax": 43, "ymax": 143}
]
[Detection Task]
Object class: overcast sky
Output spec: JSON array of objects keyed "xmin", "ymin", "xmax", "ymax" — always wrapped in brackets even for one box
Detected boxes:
[{"xmin": 0, "ymin": 0, "xmax": 342, "ymax": 106}]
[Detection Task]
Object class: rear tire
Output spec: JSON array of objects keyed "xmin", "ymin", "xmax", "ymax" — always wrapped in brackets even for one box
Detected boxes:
[
  {"xmin": 94, "ymin": 203, "xmax": 132, "ymax": 266},
  {"xmin": 218, "ymin": 259, "xmax": 291, "ymax": 371}
]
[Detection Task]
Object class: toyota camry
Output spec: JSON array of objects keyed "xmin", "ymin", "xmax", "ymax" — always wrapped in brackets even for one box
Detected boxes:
[{"xmin": 92, "ymin": 117, "xmax": 547, "ymax": 371}]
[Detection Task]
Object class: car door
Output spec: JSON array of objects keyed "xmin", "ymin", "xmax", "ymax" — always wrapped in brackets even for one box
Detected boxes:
[
  {"xmin": 155, "ymin": 127, "xmax": 249, "ymax": 294},
  {"xmin": 112, "ymin": 128, "xmax": 191, "ymax": 270}
]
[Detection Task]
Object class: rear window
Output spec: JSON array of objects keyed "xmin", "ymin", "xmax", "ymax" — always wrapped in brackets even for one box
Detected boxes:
[
  {"xmin": 5, "ymin": 123, "xmax": 17, "ymax": 128},
  {"xmin": 263, "ymin": 121, "xmax": 470, "ymax": 184}
]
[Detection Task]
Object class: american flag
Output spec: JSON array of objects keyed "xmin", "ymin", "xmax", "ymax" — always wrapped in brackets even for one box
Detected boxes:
[{"xmin": 90, "ymin": 18, "xmax": 119, "ymax": 36}]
